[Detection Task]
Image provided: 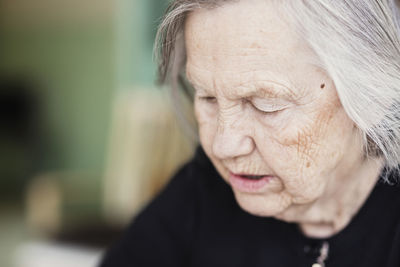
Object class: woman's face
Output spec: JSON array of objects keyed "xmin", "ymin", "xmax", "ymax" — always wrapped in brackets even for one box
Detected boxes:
[{"xmin": 185, "ymin": 0, "xmax": 364, "ymax": 221}]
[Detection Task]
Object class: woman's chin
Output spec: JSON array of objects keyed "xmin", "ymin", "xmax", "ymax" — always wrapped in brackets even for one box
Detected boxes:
[{"xmin": 232, "ymin": 190, "xmax": 291, "ymax": 218}]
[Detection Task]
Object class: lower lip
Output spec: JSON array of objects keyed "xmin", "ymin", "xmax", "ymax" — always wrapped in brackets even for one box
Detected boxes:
[{"xmin": 228, "ymin": 173, "xmax": 272, "ymax": 193}]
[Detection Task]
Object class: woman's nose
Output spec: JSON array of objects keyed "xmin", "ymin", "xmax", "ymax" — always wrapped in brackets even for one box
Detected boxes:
[{"xmin": 212, "ymin": 114, "xmax": 255, "ymax": 160}]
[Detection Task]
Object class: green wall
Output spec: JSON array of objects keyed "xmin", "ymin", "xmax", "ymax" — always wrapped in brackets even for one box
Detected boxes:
[
  {"xmin": 0, "ymin": 23, "xmax": 114, "ymax": 172},
  {"xmin": 116, "ymin": 0, "xmax": 168, "ymax": 89},
  {"xmin": 0, "ymin": 0, "xmax": 167, "ymax": 199}
]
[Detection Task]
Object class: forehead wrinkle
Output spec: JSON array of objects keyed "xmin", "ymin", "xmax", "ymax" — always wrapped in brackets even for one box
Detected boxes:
[
  {"xmin": 230, "ymin": 71, "xmax": 301, "ymax": 100},
  {"xmin": 187, "ymin": 49, "xmax": 305, "ymax": 91},
  {"xmin": 186, "ymin": 63, "xmax": 212, "ymax": 90},
  {"xmin": 187, "ymin": 61, "xmax": 295, "ymax": 87},
  {"xmin": 187, "ymin": 64, "xmax": 303, "ymax": 101}
]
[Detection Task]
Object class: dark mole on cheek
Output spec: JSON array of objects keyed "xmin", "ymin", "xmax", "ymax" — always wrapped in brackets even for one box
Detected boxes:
[{"xmin": 320, "ymin": 83, "xmax": 325, "ymax": 89}]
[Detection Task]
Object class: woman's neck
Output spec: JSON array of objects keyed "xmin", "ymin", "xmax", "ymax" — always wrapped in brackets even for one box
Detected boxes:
[{"xmin": 298, "ymin": 157, "xmax": 384, "ymax": 238}]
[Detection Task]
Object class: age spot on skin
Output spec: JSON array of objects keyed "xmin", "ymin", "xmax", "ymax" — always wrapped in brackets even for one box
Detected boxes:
[{"xmin": 306, "ymin": 161, "xmax": 311, "ymax": 168}]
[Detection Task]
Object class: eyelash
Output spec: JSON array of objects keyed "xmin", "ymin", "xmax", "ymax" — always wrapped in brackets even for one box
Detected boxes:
[
  {"xmin": 198, "ymin": 97, "xmax": 283, "ymax": 115},
  {"xmin": 198, "ymin": 96, "xmax": 217, "ymax": 103},
  {"xmin": 253, "ymin": 105, "xmax": 281, "ymax": 115},
  {"xmin": 246, "ymin": 99, "xmax": 282, "ymax": 115}
]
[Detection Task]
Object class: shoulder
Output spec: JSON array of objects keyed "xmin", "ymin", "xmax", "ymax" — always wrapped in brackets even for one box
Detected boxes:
[
  {"xmin": 100, "ymin": 146, "xmax": 233, "ymax": 267},
  {"xmin": 132, "ymin": 146, "xmax": 219, "ymax": 234},
  {"xmin": 374, "ymin": 171, "xmax": 400, "ymax": 212},
  {"xmin": 141, "ymin": 145, "xmax": 228, "ymax": 218},
  {"xmin": 371, "ymin": 173, "xmax": 400, "ymax": 244},
  {"xmin": 375, "ymin": 176, "xmax": 400, "ymax": 265},
  {"xmin": 369, "ymin": 171, "xmax": 400, "ymax": 226}
]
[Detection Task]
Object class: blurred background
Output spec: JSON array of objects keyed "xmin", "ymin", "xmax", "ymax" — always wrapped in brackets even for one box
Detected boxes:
[{"xmin": 0, "ymin": 0, "xmax": 195, "ymax": 266}]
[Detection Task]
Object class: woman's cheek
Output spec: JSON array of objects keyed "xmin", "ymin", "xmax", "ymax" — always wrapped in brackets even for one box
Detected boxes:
[
  {"xmin": 195, "ymin": 105, "xmax": 217, "ymax": 151},
  {"xmin": 261, "ymin": 114, "xmax": 329, "ymax": 200}
]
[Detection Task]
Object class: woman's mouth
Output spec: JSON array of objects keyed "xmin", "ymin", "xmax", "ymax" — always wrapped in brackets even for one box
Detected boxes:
[
  {"xmin": 228, "ymin": 172, "xmax": 273, "ymax": 193},
  {"xmin": 240, "ymin": 175, "xmax": 265, "ymax": 180}
]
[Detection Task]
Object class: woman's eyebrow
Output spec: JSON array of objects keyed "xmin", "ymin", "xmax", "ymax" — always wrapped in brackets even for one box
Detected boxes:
[
  {"xmin": 252, "ymin": 87, "xmax": 296, "ymax": 100},
  {"xmin": 240, "ymin": 81, "xmax": 300, "ymax": 101},
  {"xmin": 185, "ymin": 74, "xmax": 211, "ymax": 94},
  {"xmin": 186, "ymin": 71, "xmax": 299, "ymax": 100},
  {"xmin": 193, "ymin": 86, "xmax": 209, "ymax": 95},
  {"xmin": 186, "ymin": 79, "xmax": 208, "ymax": 94}
]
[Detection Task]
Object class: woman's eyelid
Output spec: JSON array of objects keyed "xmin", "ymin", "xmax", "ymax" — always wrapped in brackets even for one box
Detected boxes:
[
  {"xmin": 197, "ymin": 94, "xmax": 217, "ymax": 103},
  {"xmin": 202, "ymin": 96, "xmax": 217, "ymax": 101},
  {"xmin": 251, "ymin": 97, "xmax": 289, "ymax": 111}
]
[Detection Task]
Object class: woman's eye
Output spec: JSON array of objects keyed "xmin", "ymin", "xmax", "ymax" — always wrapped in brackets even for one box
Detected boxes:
[
  {"xmin": 249, "ymin": 100, "xmax": 285, "ymax": 115},
  {"xmin": 199, "ymin": 96, "xmax": 217, "ymax": 103},
  {"xmin": 254, "ymin": 107, "xmax": 281, "ymax": 114},
  {"xmin": 254, "ymin": 106, "xmax": 281, "ymax": 114}
]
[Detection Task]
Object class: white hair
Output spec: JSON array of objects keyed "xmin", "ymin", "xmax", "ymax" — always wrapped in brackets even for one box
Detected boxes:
[{"xmin": 155, "ymin": 0, "xmax": 400, "ymax": 181}]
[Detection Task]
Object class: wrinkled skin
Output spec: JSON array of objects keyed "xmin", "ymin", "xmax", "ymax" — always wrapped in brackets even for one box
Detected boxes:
[{"xmin": 184, "ymin": 0, "xmax": 383, "ymax": 238}]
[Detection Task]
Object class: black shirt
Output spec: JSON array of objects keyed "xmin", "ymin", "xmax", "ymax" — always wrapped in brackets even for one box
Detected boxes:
[{"xmin": 100, "ymin": 147, "xmax": 400, "ymax": 267}]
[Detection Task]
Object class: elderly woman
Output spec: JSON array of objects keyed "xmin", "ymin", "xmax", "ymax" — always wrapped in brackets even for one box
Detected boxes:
[{"xmin": 100, "ymin": 0, "xmax": 400, "ymax": 266}]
